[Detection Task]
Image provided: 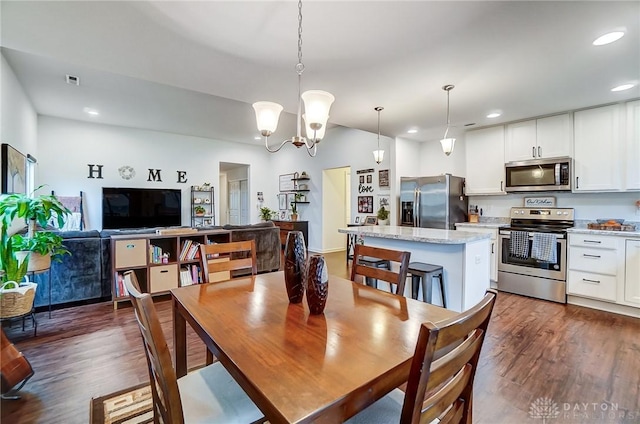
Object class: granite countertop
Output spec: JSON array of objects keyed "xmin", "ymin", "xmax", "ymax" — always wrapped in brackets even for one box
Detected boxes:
[
  {"xmin": 338, "ymin": 225, "xmax": 491, "ymax": 244},
  {"xmin": 567, "ymin": 225, "xmax": 640, "ymax": 238},
  {"xmin": 455, "ymin": 222, "xmax": 508, "ymax": 229}
]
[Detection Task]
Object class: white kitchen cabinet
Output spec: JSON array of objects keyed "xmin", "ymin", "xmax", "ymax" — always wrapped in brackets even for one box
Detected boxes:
[
  {"xmin": 464, "ymin": 126, "xmax": 505, "ymax": 195},
  {"xmin": 567, "ymin": 234, "xmax": 623, "ymax": 302},
  {"xmin": 624, "ymin": 239, "xmax": 640, "ymax": 306},
  {"xmin": 625, "ymin": 100, "xmax": 640, "ymax": 190},
  {"xmin": 455, "ymin": 226, "xmax": 499, "ymax": 282},
  {"xmin": 505, "ymin": 114, "xmax": 572, "ymax": 162},
  {"xmin": 573, "ymin": 104, "xmax": 623, "ymax": 192}
]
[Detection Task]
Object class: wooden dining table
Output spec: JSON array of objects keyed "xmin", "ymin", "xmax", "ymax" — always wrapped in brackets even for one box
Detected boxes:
[{"xmin": 171, "ymin": 271, "xmax": 455, "ymax": 424}]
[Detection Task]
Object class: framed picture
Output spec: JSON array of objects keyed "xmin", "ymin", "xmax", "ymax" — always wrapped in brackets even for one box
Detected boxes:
[
  {"xmin": 1, "ymin": 143, "xmax": 27, "ymax": 194},
  {"xmin": 278, "ymin": 193, "xmax": 288, "ymax": 210},
  {"xmin": 378, "ymin": 194, "xmax": 390, "ymax": 209},
  {"xmin": 355, "ymin": 216, "xmax": 360, "ymax": 224},
  {"xmin": 379, "ymin": 169, "xmax": 389, "ymax": 187},
  {"xmin": 359, "ymin": 175, "xmax": 364, "ymax": 184},
  {"xmin": 358, "ymin": 196, "xmax": 373, "ymax": 213},
  {"xmin": 286, "ymin": 193, "xmax": 296, "ymax": 209},
  {"xmin": 280, "ymin": 210, "xmax": 287, "ymax": 220},
  {"xmin": 279, "ymin": 173, "xmax": 296, "ymax": 192},
  {"xmin": 366, "ymin": 174, "xmax": 372, "ymax": 184},
  {"xmin": 364, "ymin": 216, "xmax": 378, "ymax": 225}
]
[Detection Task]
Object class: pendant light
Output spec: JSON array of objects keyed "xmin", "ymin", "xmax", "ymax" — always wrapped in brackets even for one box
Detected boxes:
[
  {"xmin": 440, "ymin": 84, "xmax": 456, "ymax": 156},
  {"xmin": 252, "ymin": 0, "xmax": 334, "ymax": 157},
  {"xmin": 373, "ymin": 106, "xmax": 384, "ymax": 164}
]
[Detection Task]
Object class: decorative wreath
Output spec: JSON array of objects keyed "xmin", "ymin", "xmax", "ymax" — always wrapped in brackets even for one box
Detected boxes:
[{"xmin": 118, "ymin": 165, "xmax": 136, "ymax": 180}]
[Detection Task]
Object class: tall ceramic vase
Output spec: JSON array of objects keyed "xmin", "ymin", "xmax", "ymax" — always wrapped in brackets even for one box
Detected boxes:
[
  {"xmin": 306, "ymin": 254, "xmax": 329, "ymax": 315},
  {"xmin": 284, "ymin": 231, "xmax": 306, "ymax": 303}
]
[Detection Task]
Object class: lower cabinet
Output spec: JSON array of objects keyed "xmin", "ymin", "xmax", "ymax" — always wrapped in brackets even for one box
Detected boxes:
[
  {"xmin": 455, "ymin": 225, "xmax": 499, "ymax": 282},
  {"xmin": 625, "ymin": 239, "xmax": 640, "ymax": 306},
  {"xmin": 567, "ymin": 233, "xmax": 639, "ymax": 315}
]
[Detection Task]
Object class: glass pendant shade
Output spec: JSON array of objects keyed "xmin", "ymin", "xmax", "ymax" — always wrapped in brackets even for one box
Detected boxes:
[
  {"xmin": 252, "ymin": 101, "xmax": 283, "ymax": 135},
  {"xmin": 303, "ymin": 114, "xmax": 327, "ymax": 141},
  {"xmin": 301, "ymin": 90, "xmax": 335, "ymax": 129},
  {"xmin": 440, "ymin": 137, "xmax": 456, "ymax": 156},
  {"xmin": 373, "ymin": 149, "xmax": 385, "ymax": 164}
]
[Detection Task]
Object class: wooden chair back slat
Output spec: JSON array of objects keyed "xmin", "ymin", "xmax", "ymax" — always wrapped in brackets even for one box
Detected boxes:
[
  {"xmin": 400, "ymin": 289, "xmax": 497, "ymax": 424},
  {"xmin": 124, "ymin": 271, "xmax": 184, "ymax": 424},
  {"xmin": 200, "ymin": 240, "xmax": 257, "ymax": 283},
  {"xmin": 350, "ymin": 244, "xmax": 410, "ymax": 295}
]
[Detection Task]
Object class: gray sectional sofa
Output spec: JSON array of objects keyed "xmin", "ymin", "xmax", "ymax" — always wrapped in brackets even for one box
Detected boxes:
[{"xmin": 32, "ymin": 222, "xmax": 281, "ymax": 309}]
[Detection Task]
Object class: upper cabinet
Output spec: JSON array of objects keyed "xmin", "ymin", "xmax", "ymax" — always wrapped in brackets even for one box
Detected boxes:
[
  {"xmin": 573, "ymin": 104, "xmax": 623, "ymax": 192},
  {"xmin": 625, "ymin": 100, "xmax": 640, "ymax": 190},
  {"xmin": 505, "ymin": 114, "xmax": 572, "ymax": 162},
  {"xmin": 465, "ymin": 126, "xmax": 505, "ymax": 195}
]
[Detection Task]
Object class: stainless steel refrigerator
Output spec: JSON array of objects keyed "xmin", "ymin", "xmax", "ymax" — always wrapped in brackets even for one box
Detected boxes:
[{"xmin": 399, "ymin": 175, "xmax": 468, "ymax": 229}]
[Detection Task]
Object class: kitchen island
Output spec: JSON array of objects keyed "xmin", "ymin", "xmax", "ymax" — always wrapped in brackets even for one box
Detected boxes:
[{"xmin": 338, "ymin": 225, "xmax": 491, "ymax": 312}]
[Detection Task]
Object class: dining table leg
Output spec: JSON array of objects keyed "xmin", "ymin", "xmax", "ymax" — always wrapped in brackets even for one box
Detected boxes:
[{"xmin": 173, "ymin": 297, "xmax": 187, "ymax": 378}]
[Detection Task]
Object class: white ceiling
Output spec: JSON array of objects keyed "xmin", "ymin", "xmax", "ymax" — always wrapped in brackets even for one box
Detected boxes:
[{"xmin": 2, "ymin": 1, "xmax": 639, "ymax": 146}]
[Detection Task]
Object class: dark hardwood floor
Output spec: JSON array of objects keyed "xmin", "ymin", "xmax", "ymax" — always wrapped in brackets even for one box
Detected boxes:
[{"xmin": 2, "ymin": 251, "xmax": 639, "ymax": 423}]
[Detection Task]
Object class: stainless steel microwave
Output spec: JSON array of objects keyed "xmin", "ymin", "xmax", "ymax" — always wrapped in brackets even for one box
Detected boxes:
[{"xmin": 505, "ymin": 157, "xmax": 572, "ymax": 192}]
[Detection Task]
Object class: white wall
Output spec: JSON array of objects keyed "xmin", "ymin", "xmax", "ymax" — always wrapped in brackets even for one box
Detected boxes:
[
  {"xmin": 0, "ymin": 52, "xmax": 38, "ymax": 170},
  {"xmin": 37, "ymin": 116, "xmax": 277, "ymax": 229},
  {"xmin": 260, "ymin": 125, "xmax": 395, "ymax": 252}
]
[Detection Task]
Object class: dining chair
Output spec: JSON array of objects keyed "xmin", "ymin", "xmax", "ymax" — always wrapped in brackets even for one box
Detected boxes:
[
  {"xmin": 200, "ymin": 240, "xmax": 257, "ymax": 283},
  {"xmin": 122, "ymin": 270, "xmax": 265, "ymax": 424},
  {"xmin": 200, "ymin": 240, "xmax": 258, "ymax": 364},
  {"xmin": 346, "ymin": 289, "xmax": 497, "ymax": 424},
  {"xmin": 350, "ymin": 244, "xmax": 411, "ymax": 295}
]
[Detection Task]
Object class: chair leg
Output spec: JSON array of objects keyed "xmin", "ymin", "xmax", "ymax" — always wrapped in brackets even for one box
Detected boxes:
[
  {"xmin": 411, "ymin": 275, "xmax": 421, "ymax": 300},
  {"xmin": 206, "ymin": 348, "xmax": 214, "ymax": 365},
  {"xmin": 438, "ymin": 273, "xmax": 447, "ymax": 308},
  {"xmin": 425, "ymin": 274, "xmax": 433, "ymax": 303}
]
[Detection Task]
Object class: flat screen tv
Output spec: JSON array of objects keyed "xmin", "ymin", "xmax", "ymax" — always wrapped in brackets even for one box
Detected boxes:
[{"xmin": 102, "ymin": 187, "xmax": 182, "ymax": 229}]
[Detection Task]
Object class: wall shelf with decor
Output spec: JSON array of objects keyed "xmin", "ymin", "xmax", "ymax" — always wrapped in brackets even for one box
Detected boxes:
[{"xmin": 191, "ymin": 186, "xmax": 215, "ymax": 227}]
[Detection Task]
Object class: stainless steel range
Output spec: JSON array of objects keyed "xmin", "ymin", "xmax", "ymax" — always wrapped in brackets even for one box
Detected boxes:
[{"xmin": 498, "ymin": 207, "xmax": 574, "ymax": 303}]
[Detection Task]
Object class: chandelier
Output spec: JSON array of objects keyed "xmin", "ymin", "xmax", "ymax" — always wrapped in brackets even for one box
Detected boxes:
[
  {"xmin": 440, "ymin": 84, "xmax": 456, "ymax": 156},
  {"xmin": 252, "ymin": 0, "xmax": 334, "ymax": 157},
  {"xmin": 373, "ymin": 107, "xmax": 384, "ymax": 164}
]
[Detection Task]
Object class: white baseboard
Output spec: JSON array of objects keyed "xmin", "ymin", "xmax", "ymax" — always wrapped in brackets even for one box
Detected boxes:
[{"xmin": 567, "ymin": 295, "xmax": 640, "ymax": 319}]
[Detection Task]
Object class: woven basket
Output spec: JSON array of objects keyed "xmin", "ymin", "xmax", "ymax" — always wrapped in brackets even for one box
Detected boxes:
[{"xmin": 0, "ymin": 281, "xmax": 37, "ymax": 319}]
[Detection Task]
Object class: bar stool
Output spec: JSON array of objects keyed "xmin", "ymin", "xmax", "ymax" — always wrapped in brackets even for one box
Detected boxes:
[
  {"xmin": 408, "ymin": 262, "xmax": 446, "ymax": 308},
  {"xmin": 357, "ymin": 256, "xmax": 390, "ymax": 289}
]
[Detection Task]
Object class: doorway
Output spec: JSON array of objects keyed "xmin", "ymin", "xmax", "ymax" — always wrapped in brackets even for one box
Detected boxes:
[
  {"xmin": 219, "ymin": 162, "xmax": 249, "ymax": 225},
  {"xmin": 321, "ymin": 166, "xmax": 350, "ymax": 253}
]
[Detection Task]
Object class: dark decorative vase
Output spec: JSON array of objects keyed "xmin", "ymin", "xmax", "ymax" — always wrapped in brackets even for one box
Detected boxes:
[
  {"xmin": 306, "ymin": 254, "xmax": 329, "ymax": 315},
  {"xmin": 284, "ymin": 231, "xmax": 307, "ymax": 303}
]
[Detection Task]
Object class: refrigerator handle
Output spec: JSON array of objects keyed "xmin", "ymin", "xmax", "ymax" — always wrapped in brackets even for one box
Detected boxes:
[{"xmin": 414, "ymin": 188, "xmax": 419, "ymax": 227}]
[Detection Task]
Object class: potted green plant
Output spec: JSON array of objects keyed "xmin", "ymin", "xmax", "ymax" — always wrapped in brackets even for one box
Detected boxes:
[
  {"xmin": 290, "ymin": 202, "xmax": 298, "ymax": 221},
  {"xmin": 194, "ymin": 205, "xmax": 206, "ymax": 216},
  {"xmin": 377, "ymin": 206, "xmax": 389, "ymax": 225},
  {"xmin": 0, "ymin": 187, "xmax": 71, "ymax": 275},
  {"xmin": 11, "ymin": 232, "xmax": 70, "ymax": 271},
  {"xmin": 259, "ymin": 207, "xmax": 275, "ymax": 222}
]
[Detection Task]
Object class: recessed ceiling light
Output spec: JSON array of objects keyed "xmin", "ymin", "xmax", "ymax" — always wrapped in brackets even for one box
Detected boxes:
[
  {"xmin": 486, "ymin": 112, "xmax": 501, "ymax": 118},
  {"xmin": 593, "ymin": 31, "xmax": 624, "ymax": 46},
  {"xmin": 611, "ymin": 83, "xmax": 635, "ymax": 92},
  {"xmin": 407, "ymin": 129, "xmax": 418, "ymax": 134},
  {"xmin": 83, "ymin": 107, "xmax": 99, "ymax": 116}
]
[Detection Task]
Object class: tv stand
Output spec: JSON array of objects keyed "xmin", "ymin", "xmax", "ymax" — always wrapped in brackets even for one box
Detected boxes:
[{"xmin": 110, "ymin": 228, "xmax": 230, "ymax": 309}]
